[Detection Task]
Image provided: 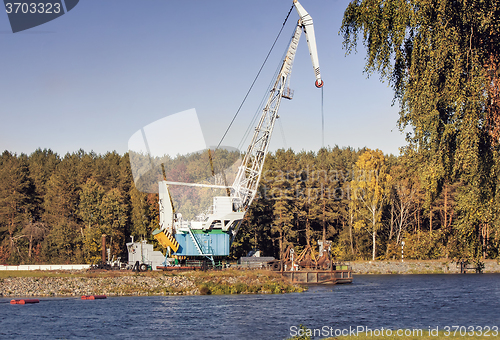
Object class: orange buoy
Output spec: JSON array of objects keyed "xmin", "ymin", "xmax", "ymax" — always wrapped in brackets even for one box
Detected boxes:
[
  {"xmin": 81, "ymin": 295, "xmax": 107, "ymax": 300},
  {"xmin": 10, "ymin": 299, "xmax": 39, "ymax": 304}
]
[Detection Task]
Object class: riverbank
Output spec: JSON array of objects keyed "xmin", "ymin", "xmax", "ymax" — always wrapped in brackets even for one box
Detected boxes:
[
  {"xmin": 350, "ymin": 259, "xmax": 500, "ymax": 274},
  {"xmin": 328, "ymin": 330, "xmax": 495, "ymax": 340},
  {"xmin": 290, "ymin": 330, "xmax": 494, "ymax": 340},
  {"xmin": 3, "ymin": 260, "xmax": 499, "ymax": 298},
  {"xmin": 321, "ymin": 331, "xmax": 491, "ymax": 340},
  {"xmin": 0, "ymin": 269, "xmax": 304, "ymax": 298}
]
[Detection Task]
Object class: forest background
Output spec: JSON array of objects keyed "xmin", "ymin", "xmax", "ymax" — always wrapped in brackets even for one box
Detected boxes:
[{"xmin": 0, "ymin": 145, "xmax": 496, "ymax": 264}]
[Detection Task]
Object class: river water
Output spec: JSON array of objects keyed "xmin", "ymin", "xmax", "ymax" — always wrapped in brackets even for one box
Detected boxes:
[{"xmin": 1, "ymin": 274, "xmax": 499, "ymax": 339}]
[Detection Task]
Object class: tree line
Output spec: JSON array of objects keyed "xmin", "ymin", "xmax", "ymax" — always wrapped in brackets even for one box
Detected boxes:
[
  {"xmin": 236, "ymin": 147, "xmax": 498, "ymax": 261},
  {"xmin": 0, "ymin": 149, "xmax": 158, "ymax": 264},
  {"xmin": 1, "ymin": 146, "xmax": 497, "ymax": 265}
]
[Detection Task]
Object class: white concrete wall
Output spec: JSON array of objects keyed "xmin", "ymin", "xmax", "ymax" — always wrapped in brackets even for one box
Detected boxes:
[{"xmin": 0, "ymin": 264, "xmax": 91, "ymax": 271}]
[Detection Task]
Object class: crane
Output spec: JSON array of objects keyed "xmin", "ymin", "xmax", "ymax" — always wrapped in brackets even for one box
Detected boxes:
[{"xmin": 153, "ymin": 0, "xmax": 323, "ymax": 264}]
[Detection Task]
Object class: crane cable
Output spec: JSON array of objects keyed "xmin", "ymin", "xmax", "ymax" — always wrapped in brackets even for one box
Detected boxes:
[
  {"xmin": 215, "ymin": 4, "xmax": 295, "ymax": 151},
  {"xmin": 238, "ymin": 34, "xmax": 292, "ymax": 152},
  {"xmin": 321, "ymin": 86, "xmax": 324, "ymax": 148},
  {"xmin": 279, "ymin": 117, "xmax": 288, "ymax": 149}
]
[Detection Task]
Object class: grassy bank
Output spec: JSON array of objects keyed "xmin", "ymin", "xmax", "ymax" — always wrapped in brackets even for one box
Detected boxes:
[
  {"xmin": 329, "ymin": 332, "xmax": 496, "ymax": 340},
  {"xmin": 187, "ymin": 268, "xmax": 305, "ymax": 294},
  {"xmin": 288, "ymin": 327, "xmax": 497, "ymax": 340},
  {"xmin": 0, "ymin": 269, "xmax": 305, "ymax": 297}
]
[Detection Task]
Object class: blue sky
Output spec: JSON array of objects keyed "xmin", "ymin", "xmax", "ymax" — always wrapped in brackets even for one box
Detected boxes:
[{"xmin": 0, "ymin": 0, "xmax": 407, "ymax": 157}]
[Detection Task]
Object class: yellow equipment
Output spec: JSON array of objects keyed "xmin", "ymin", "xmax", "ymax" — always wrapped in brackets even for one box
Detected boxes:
[{"xmin": 153, "ymin": 229, "xmax": 179, "ymax": 253}]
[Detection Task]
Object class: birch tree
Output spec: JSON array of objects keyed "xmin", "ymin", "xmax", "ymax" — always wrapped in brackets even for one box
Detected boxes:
[{"xmin": 351, "ymin": 149, "xmax": 391, "ymax": 260}]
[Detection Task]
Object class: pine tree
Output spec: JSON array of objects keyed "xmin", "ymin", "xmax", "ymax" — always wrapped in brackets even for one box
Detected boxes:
[
  {"xmin": 0, "ymin": 151, "xmax": 33, "ymax": 263},
  {"xmin": 27, "ymin": 148, "xmax": 60, "ymax": 222}
]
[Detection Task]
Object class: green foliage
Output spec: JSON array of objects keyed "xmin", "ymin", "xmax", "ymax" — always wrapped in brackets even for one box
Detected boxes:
[
  {"xmin": 78, "ymin": 179, "xmax": 127, "ymax": 263},
  {"xmin": 0, "ymin": 150, "xmax": 139, "ymax": 264},
  {"xmin": 331, "ymin": 330, "xmax": 492, "ymax": 340},
  {"xmin": 341, "ymin": 0, "xmax": 500, "ymax": 259},
  {"xmin": 403, "ymin": 231, "xmax": 445, "ymax": 260},
  {"xmin": 41, "ymin": 221, "xmax": 83, "ymax": 263},
  {"xmin": 0, "ymin": 151, "xmax": 33, "ymax": 261}
]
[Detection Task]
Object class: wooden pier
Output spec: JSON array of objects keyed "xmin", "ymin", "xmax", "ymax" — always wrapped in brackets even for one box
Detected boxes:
[
  {"xmin": 282, "ymin": 269, "xmax": 352, "ymax": 284},
  {"xmin": 457, "ymin": 259, "xmax": 484, "ymax": 274},
  {"xmin": 270, "ymin": 243, "xmax": 354, "ymax": 284}
]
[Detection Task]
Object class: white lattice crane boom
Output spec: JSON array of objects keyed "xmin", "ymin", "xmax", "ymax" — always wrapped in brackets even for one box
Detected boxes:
[
  {"xmin": 155, "ymin": 1, "xmax": 323, "ymax": 259},
  {"xmin": 231, "ymin": 0, "xmax": 323, "ymax": 214}
]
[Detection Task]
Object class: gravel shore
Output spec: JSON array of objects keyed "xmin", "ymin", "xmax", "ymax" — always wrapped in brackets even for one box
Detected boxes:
[
  {"xmin": 0, "ymin": 269, "xmax": 303, "ymax": 298},
  {"xmin": 350, "ymin": 259, "xmax": 500, "ymax": 274},
  {"xmin": 2, "ymin": 261, "xmax": 499, "ymax": 298},
  {"xmin": 0, "ymin": 275, "xmax": 198, "ymax": 298}
]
